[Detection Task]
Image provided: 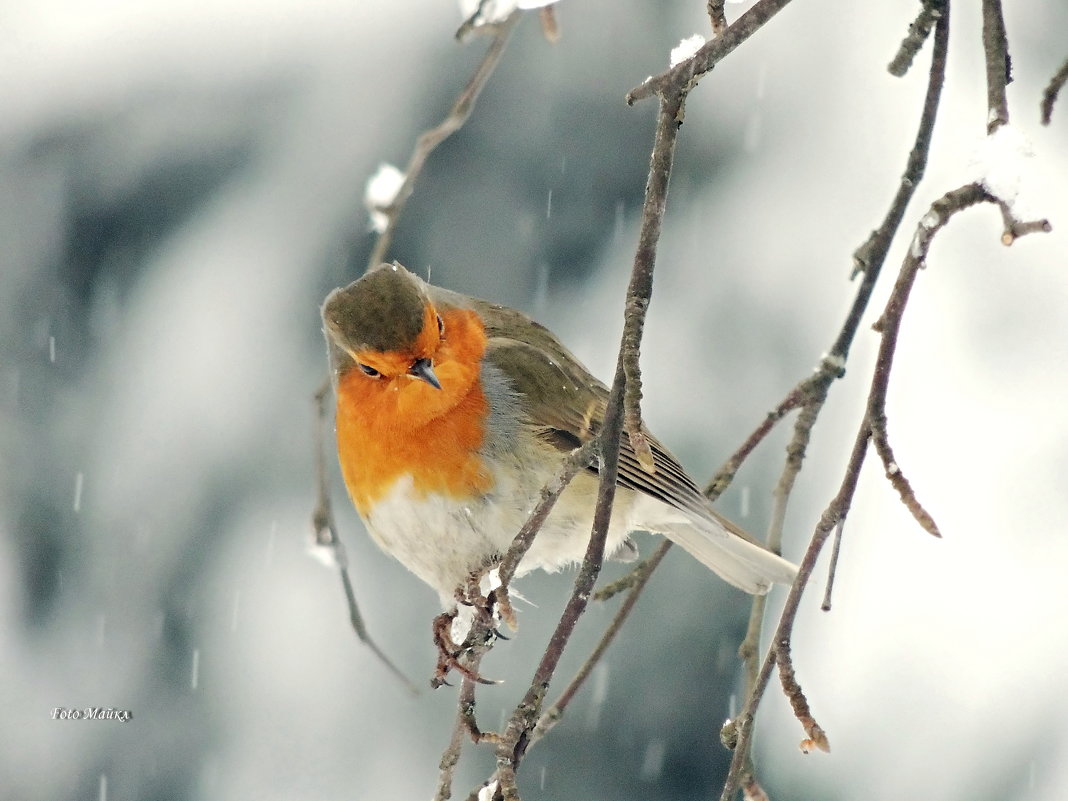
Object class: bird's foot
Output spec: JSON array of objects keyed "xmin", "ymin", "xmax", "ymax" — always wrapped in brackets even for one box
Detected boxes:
[{"xmin": 430, "ymin": 610, "xmax": 499, "ymax": 689}]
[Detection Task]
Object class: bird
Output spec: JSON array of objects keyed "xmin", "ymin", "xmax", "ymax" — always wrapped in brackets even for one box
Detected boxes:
[{"xmin": 321, "ymin": 262, "xmax": 797, "ymax": 612}]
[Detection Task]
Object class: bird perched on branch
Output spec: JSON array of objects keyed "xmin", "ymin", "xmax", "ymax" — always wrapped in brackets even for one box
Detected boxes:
[{"xmin": 322, "ymin": 262, "xmax": 797, "ymax": 611}]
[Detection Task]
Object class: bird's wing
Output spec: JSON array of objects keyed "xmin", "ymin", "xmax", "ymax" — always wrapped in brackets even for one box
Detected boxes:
[{"xmin": 465, "ymin": 298, "xmax": 758, "ymax": 543}]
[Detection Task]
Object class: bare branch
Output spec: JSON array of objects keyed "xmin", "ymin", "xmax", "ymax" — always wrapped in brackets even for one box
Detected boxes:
[
  {"xmin": 867, "ymin": 409, "xmax": 941, "ymax": 537},
  {"xmin": 887, "ymin": 0, "xmax": 944, "ymax": 77},
  {"xmin": 367, "ymin": 13, "xmax": 519, "ymax": 272},
  {"xmin": 1041, "ymin": 56, "xmax": 1068, "ymax": 125},
  {"xmin": 981, "ymin": 0, "xmax": 1011, "ymax": 133},
  {"xmin": 496, "ymin": 440, "xmax": 599, "ymax": 587},
  {"xmin": 495, "ymin": 72, "xmax": 689, "ymax": 801},
  {"xmin": 311, "ymin": 383, "xmax": 419, "ymax": 695},
  {"xmin": 435, "ymin": 678, "xmax": 475, "ymax": 801},
  {"xmin": 621, "ymin": 233, "xmax": 660, "ymax": 473},
  {"xmin": 726, "ymin": 179, "xmax": 1049, "ymax": 800},
  {"xmin": 866, "ymin": 184, "xmax": 992, "ymax": 539},
  {"xmin": 627, "ymin": 0, "xmax": 797, "ymax": 104},
  {"xmin": 720, "ymin": 10, "xmax": 951, "ymax": 796},
  {"xmin": 534, "ymin": 540, "xmax": 671, "ymax": 742},
  {"xmin": 820, "ymin": 518, "xmax": 845, "ymax": 611},
  {"xmin": 703, "ymin": 375, "xmax": 818, "ymax": 498},
  {"xmin": 776, "ymin": 640, "xmax": 830, "ymax": 753},
  {"xmin": 707, "ymin": 0, "xmax": 728, "ymax": 36},
  {"xmin": 721, "ymin": 414, "xmax": 871, "ymax": 801},
  {"xmin": 996, "ymin": 200, "xmax": 1053, "ymax": 245}
]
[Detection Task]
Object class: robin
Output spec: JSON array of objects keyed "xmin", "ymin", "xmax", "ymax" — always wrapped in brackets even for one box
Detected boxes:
[{"xmin": 321, "ymin": 262, "xmax": 797, "ymax": 613}]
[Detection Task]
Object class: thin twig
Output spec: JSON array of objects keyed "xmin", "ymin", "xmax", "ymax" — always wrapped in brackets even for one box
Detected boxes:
[
  {"xmin": 627, "ymin": 0, "xmax": 797, "ymax": 105},
  {"xmin": 496, "ymin": 441, "xmax": 600, "ymax": 587},
  {"xmin": 535, "ymin": 540, "xmax": 671, "ymax": 740},
  {"xmin": 720, "ymin": 10, "xmax": 952, "ymax": 797},
  {"xmin": 436, "ymin": 679, "xmax": 473, "ymax": 801},
  {"xmin": 869, "ymin": 183, "xmax": 1046, "ymax": 535},
  {"xmin": 703, "ymin": 377, "xmax": 819, "ymax": 498},
  {"xmin": 867, "ymin": 411, "xmax": 941, "ymax": 537},
  {"xmin": 494, "ymin": 90, "xmax": 687, "ymax": 801},
  {"xmin": 366, "ymin": 13, "xmax": 519, "ymax": 272},
  {"xmin": 996, "ymin": 201, "xmax": 1053, "ymax": 245},
  {"xmin": 623, "ymin": 298, "xmax": 656, "ymax": 473},
  {"xmin": 981, "ymin": 0, "xmax": 1011, "ymax": 133},
  {"xmin": 312, "ymin": 383, "xmax": 419, "ymax": 694},
  {"xmin": 707, "ymin": 0, "xmax": 728, "ymax": 36},
  {"xmin": 866, "ymin": 185, "xmax": 987, "ymax": 538},
  {"xmin": 887, "ymin": 0, "xmax": 944, "ymax": 77},
  {"xmin": 776, "ymin": 640, "xmax": 830, "ymax": 753},
  {"xmin": 720, "ymin": 419, "xmax": 870, "ymax": 801},
  {"xmin": 820, "ymin": 518, "xmax": 845, "ymax": 611},
  {"xmin": 723, "ymin": 176, "xmax": 1049, "ymax": 799},
  {"xmin": 1041, "ymin": 56, "xmax": 1068, "ymax": 125}
]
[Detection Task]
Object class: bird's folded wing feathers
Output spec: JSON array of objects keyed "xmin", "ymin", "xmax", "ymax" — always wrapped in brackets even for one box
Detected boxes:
[{"xmin": 468, "ymin": 299, "xmax": 748, "ymax": 536}]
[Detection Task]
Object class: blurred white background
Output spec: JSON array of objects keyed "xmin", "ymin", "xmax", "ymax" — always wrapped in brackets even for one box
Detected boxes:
[{"xmin": 2, "ymin": 1, "xmax": 1067, "ymax": 799}]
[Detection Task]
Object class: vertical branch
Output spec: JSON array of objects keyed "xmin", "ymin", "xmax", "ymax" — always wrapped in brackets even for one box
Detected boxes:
[
  {"xmin": 722, "ymin": 7, "xmax": 952, "ymax": 797},
  {"xmin": 981, "ymin": 0, "xmax": 1011, "ymax": 132},
  {"xmin": 720, "ymin": 419, "xmax": 871, "ymax": 801},
  {"xmin": 494, "ymin": 93, "xmax": 685, "ymax": 800}
]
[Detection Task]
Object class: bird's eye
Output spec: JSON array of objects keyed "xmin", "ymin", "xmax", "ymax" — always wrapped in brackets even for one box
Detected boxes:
[
  {"xmin": 436, "ymin": 313, "xmax": 445, "ymax": 338},
  {"xmin": 357, "ymin": 363, "xmax": 381, "ymax": 378}
]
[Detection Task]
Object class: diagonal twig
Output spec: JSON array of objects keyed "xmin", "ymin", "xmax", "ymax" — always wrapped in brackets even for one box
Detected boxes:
[
  {"xmin": 1041, "ymin": 56, "xmax": 1068, "ymax": 125},
  {"xmin": 493, "ymin": 89, "xmax": 688, "ymax": 801},
  {"xmin": 366, "ymin": 13, "xmax": 520, "ymax": 272},
  {"xmin": 627, "ymin": 0, "xmax": 797, "ymax": 105},
  {"xmin": 888, "ymin": 0, "xmax": 945, "ymax": 77},
  {"xmin": 722, "ymin": 8, "xmax": 953, "ymax": 796}
]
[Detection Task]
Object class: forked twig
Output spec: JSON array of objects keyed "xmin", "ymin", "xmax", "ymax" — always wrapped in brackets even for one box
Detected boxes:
[{"xmin": 721, "ymin": 9, "xmax": 952, "ymax": 796}]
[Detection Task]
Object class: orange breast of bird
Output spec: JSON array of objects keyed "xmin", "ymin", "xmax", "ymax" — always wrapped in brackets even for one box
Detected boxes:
[{"xmin": 334, "ymin": 306, "xmax": 495, "ymax": 516}]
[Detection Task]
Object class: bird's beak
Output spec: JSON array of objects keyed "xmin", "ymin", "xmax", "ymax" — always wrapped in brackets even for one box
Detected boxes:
[{"xmin": 409, "ymin": 357, "xmax": 442, "ymax": 390}]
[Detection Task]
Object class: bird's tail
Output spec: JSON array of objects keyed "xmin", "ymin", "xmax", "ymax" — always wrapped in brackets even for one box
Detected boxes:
[{"xmin": 660, "ymin": 518, "xmax": 798, "ymax": 594}]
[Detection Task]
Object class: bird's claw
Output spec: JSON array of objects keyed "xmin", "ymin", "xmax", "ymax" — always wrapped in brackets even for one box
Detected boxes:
[{"xmin": 430, "ymin": 610, "xmax": 499, "ymax": 688}]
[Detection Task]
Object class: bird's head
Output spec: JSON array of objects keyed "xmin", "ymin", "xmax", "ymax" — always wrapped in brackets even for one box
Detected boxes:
[{"xmin": 322, "ymin": 262, "xmax": 444, "ymax": 390}]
